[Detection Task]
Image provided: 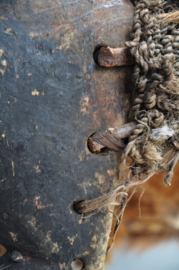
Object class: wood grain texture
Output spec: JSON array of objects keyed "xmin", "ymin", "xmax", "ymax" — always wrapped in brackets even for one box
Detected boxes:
[
  {"xmin": 98, "ymin": 47, "xmax": 134, "ymax": 67},
  {"xmin": 88, "ymin": 122, "xmax": 136, "ymax": 153}
]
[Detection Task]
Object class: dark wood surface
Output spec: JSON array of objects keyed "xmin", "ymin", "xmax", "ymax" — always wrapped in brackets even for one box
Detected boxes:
[{"xmin": 0, "ymin": 0, "xmax": 134, "ymax": 269}]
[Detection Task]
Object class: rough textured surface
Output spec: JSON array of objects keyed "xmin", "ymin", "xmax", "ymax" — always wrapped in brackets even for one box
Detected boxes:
[
  {"xmin": 0, "ymin": 0, "xmax": 134, "ymax": 269},
  {"xmin": 126, "ymin": 0, "xmax": 179, "ymax": 186},
  {"xmin": 98, "ymin": 47, "xmax": 134, "ymax": 67}
]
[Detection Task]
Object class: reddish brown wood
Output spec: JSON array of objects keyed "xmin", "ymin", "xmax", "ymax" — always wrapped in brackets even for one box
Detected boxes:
[
  {"xmin": 0, "ymin": 245, "xmax": 7, "ymax": 257},
  {"xmin": 97, "ymin": 47, "xmax": 134, "ymax": 67},
  {"xmin": 88, "ymin": 138, "xmax": 104, "ymax": 153}
]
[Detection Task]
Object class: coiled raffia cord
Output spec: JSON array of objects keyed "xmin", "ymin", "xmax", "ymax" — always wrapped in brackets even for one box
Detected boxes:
[{"xmin": 75, "ymin": 0, "xmax": 179, "ymax": 254}]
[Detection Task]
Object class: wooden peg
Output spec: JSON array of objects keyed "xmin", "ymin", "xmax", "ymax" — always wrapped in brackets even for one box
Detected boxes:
[
  {"xmin": 88, "ymin": 122, "xmax": 136, "ymax": 153},
  {"xmin": 97, "ymin": 47, "xmax": 134, "ymax": 67}
]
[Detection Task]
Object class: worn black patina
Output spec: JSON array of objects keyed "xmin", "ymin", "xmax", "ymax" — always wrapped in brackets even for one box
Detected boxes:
[{"xmin": 0, "ymin": 0, "xmax": 133, "ymax": 269}]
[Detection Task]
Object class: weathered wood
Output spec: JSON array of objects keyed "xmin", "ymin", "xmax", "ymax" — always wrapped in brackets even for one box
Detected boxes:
[
  {"xmin": 88, "ymin": 122, "xmax": 137, "ymax": 153},
  {"xmin": 0, "ymin": 0, "xmax": 134, "ymax": 269},
  {"xmin": 97, "ymin": 47, "xmax": 134, "ymax": 67},
  {"xmin": 108, "ymin": 122, "xmax": 137, "ymax": 139}
]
